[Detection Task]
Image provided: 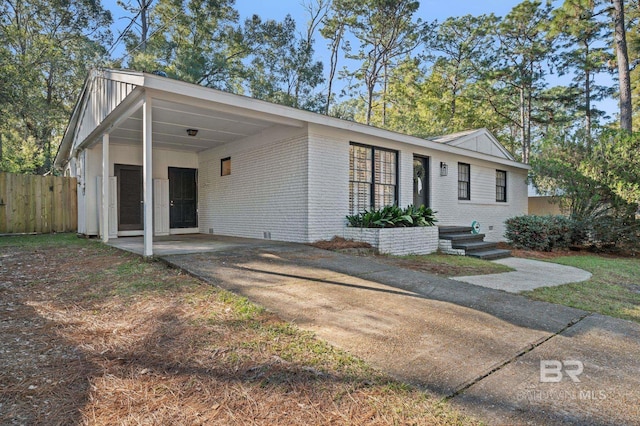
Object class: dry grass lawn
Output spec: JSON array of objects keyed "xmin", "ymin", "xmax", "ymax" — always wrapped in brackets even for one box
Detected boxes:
[{"xmin": 0, "ymin": 234, "xmax": 478, "ymax": 425}]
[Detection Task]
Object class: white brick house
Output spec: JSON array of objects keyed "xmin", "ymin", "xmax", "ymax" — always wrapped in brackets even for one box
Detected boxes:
[{"xmin": 55, "ymin": 69, "xmax": 530, "ymax": 256}]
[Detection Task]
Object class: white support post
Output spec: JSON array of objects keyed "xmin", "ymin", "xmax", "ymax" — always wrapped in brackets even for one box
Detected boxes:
[
  {"xmin": 101, "ymin": 133, "xmax": 110, "ymax": 243},
  {"xmin": 143, "ymin": 95, "xmax": 154, "ymax": 257}
]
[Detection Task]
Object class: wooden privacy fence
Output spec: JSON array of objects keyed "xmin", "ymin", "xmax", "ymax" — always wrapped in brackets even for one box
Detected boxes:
[{"xmin": 0, "ymin": 172, "xmax": 77, "ymax": 234}]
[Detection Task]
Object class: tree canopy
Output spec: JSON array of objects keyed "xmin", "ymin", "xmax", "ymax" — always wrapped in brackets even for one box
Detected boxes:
[
  {"xmin": 0, "ymin": 0, "xmax": 112, "ymax": 173},
  {"xmin": 1, "ymin": 0, "xmax": 639, "ymax": 175}
]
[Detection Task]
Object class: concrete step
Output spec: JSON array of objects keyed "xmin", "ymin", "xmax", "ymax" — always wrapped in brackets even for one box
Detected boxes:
[
  {"xmin": 453, "ymin": 241, "xmax": 498, "ymax": 253},
  {"xmin": 438, "ymin": 226, "xmax": 473, "ymax": 235},
  {"xmin": 439, "ymin": 233, "xmax": 486, "ymax": 243},
  {"xmin": 467, "ymin": 249, "xmax": 512, "ymax": 260},
  {"xmin": 439, "ymin": 225, "xmax": 511, "ymax": 260}
]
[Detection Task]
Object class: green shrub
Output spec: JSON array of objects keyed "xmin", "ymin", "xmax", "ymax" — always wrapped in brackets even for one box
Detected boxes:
[
  {"xmin": 346, "ymin": 204, "xmax": 437, "ymax": 228},
  {"xmin": 506, "ymin": 214, "xmax": 640, "ymax": 253},
  {"xmin": 504, "ymin": 215, "xmax": 574, "ymax": 251},
  {"xmin": 586, "ymin": 216, "xmax": 640, "ymax": 251}
]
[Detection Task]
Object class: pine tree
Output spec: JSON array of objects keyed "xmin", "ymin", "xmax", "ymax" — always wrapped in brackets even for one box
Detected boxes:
[{"xmin": 551, "ymin": 0, "xmax": 612, "ymax": 137}]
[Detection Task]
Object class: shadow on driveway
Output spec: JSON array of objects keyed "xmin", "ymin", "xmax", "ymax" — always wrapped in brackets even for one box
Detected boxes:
[{"xmin": 159, "ymin": 242, "xmax": 640, "ymax": 426}]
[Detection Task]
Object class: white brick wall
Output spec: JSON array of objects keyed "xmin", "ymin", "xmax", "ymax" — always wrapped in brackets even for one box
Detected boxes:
[
  {"xmin": 306, "ymin": 124, "xmax": 528, "ymax": 243},
  {"xmin": 307, "ymin": 132, "xmax": 350, "ymax": 241},
  {"xmin": 198, "ymin": 126, "xmax": 310, "ymax": 243},
  {"xmin": 80, "ymin": 121, "xmax": 527, "ymax": 243},
  {"xmin": 343, "ymin": 226, "xmax": 439, "ymax": 255},
  {"xmin": 306, "ymin": 124, "xmax": 418, "ymax": 242},
  {"xmin": 427, "ymin": 151, "xmax": 528, "ymax": 242}
]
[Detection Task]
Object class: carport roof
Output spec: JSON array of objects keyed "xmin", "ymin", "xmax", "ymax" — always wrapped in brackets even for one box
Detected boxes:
[
  {"xmin": 107, "ymin": 97, "xmax": 287, "ymax": 153},
  {"xmin": 55, "ymin": 68, "xmax": 530, "ymax": 171}
]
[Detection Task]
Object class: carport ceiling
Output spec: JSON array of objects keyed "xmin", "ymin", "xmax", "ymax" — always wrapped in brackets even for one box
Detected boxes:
[{"xmin": 109, "ymin": 98, "xmax": 282, "ymax": 152}]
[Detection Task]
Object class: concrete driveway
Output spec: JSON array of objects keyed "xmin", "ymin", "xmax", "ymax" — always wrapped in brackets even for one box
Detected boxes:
[{"xmin": 145, "ymin": 238, "xmax": 639, "ymax": 425}]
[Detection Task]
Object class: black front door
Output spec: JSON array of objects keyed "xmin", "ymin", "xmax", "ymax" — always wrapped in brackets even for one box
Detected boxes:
[
  {"xmin": 115, "ymin": 164, "xmax": 143, "ymax": 231},
  {"xmin": 169, "ymin": 167, "xmax": 197, "ymax": 228},
  {"xmin": 413, "ymin": 156, "xmax": 430, "ymax": 208}
]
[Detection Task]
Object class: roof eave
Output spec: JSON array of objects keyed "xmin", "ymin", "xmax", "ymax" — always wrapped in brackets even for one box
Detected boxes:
[
  {"xmin": 141, "ymin": 72, "xmax": 528, "ymax": 169},
  {"xmin": 63, "ymin": 69, "xmax": 528, "ymax": 170}
]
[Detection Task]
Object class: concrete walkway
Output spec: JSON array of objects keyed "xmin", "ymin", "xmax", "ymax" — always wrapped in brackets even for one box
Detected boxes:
[
  {"xmin": 152, "ymin": 241, "xmax": 640, "ymax": 426},
  {"xmin": 453, "ymin": 257, "xmax": 593, "ymax": 293}
]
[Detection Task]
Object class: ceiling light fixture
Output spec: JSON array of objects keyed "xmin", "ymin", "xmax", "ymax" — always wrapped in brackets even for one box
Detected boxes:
[{"xmin": 186, "ymin": 128, "xmax": 198, "ymax": 137}]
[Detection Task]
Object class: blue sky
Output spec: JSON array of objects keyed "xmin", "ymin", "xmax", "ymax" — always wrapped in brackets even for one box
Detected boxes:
[
  {"xmin": 233, "ymin": 0, "xmax": 522, "ymax": 23},
  {"xmin": 104, "ymin": 0, "xmax": 531, "ymax": 60},
  {"xmin": 102, "ymin": 0, "xmax": 617, "ymax": 118}
]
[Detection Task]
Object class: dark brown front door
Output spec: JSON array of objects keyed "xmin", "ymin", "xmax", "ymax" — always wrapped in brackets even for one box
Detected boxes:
[
  {"xmin": 115, "ymin": 164, "xmax": 143, "ymax": 231},
  {"xmin": 413, "ymin": 156, "xmax": 430, "ymax": 208},
  {"xmin": 169, "ymin": 167, "xmax": 197, "ymax": 229}
]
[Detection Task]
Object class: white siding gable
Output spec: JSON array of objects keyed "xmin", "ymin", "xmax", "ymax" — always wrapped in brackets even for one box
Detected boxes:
[
  {"xmin": 71, "ymin": 73, "xmax": 138, "ymax": 152},
  {"xmin": 442, "ymin": 131, "xmax": 513, "ymax": 160}
]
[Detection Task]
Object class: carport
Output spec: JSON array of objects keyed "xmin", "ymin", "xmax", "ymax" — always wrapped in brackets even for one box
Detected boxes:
[{"xmin": 55, "ymin": 69, "xmax": 305, "ymax": 257}]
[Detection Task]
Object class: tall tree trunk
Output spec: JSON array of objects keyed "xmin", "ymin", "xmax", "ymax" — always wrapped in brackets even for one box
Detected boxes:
[
  {"xmin": 520, "ymin": 86, "xmax": 526, "ymax": 163},
  {"xmin": 42, "ymin": 67, "xmax": 55, "ymax": 173},
  {"xmin": 525, "ymin": 86, "xmax": 532, "ymax": 164},
  {"xmin": 382, "ymin": 62, "xmax": 387, "ymax": 126},
  {"xmin": 366, "ymin": 84, "xmax": 374, "ymax": 125},
  {"xmin": 450, "ymin": 77, "xmax": 458, "ymax": 121},
  {"xmin": 585, "ymin": 67, "xmax": 592, "ymax": 138},
  {"xmin": 585, "ymin": 42, "xmax": 592, "ymax": 138},
  {"xmin": 141, "ymin": 0, "xmax": 150, "ymax": 53},
  {"xmin": 450, "ymin": 61, "xmax": 460, "ymax": 123},
  {"xmin": 297, "ymin": 1, "xmax": 327, "ymax": 110},
  {"xmin": 325, "ymin": 30, "xmax": 341, "ymax": 115},
  {"xmin": 612, "ymin": 0, "xmax": 632, "ymax": 131}
]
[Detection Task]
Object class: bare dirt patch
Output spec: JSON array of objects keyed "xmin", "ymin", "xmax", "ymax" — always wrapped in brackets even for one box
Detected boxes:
[
  {"xmin": 374, "ymin": 255, "xmax": 512, "ymax": 277},
  {"xmin": 310, "ymin": 236, "xmax": 372, "ymax": 251},
  {"xmin": 0, "ymin": 235, "xmax": 476, "ymax": 425},
  {"xmin": 311, "ymin": 237, "xmax": 510, "ymax": 276},
  {"xmin": 382, "ymin": 258, "xmax": 454, "ymax": 275}
]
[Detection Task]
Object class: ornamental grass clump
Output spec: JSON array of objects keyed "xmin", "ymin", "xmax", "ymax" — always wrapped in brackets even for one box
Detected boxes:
[{"xmin": 346, "ymin": 205, "xmax": 437, "ymax": 228}]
